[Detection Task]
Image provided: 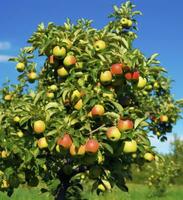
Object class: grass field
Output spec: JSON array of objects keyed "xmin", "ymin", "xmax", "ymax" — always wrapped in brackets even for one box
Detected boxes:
[{"xmin": 0, "ymin": 184, "xmax": 183, "ymax": 200}]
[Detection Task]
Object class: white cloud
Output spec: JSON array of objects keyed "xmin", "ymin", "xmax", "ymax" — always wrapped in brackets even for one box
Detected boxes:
[
  {"xmin": 0, "ymin": 42, "xmax": 11, "ymax": 50},
  {"xmin": 0, "ymin": 55, "xmax": 12, "ymax": 62}
]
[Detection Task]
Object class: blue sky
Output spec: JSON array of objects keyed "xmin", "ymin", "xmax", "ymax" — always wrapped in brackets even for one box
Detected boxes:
[{"xmin": 0, "ymin": 0, "xmax": 182, "ymax": 153}]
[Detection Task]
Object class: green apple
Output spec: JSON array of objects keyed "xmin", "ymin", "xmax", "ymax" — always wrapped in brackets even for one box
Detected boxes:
[
  {"xmin": 137, "ymin": 76, "xmax": 147, "ymax": 88},
  {"xmin": 123, "ymin": 140, "xmax": 137, "ymax": 153},
  {"xmin": 98, "ymin": 184, "xmax": 105, "ymax": 192},
  {"xmin": 16, "ymin": 62, "xmax": 25, "ymax": 72},
  {"xmin": 71, "ymin": 90, "xmax": 81, "ymax": 101},
  {"xmin": 100, "ymin": 71, "xmax": 112, "ymax": 84},
  {"xmin": 17, "ymin": 131, "xmax": 24, "ymax": 137},
  {"xmin": 63, "ymin": 55, "xmax": 76, "ymax": 67},
  {"xmin": 121, "ymin": 18, "xmax": 133, "ymax": 28},
  {"xmin": 154, "ymin": 82, "xmax": 160, "ymax": 89},
  {"xmin": 57, "ymin": 67, "xmax": 68, "ymax": 77},
  {"xmin": 37, "ymin": 137, "xmax": 48, "ymax": 149},
  {"xmin": 28, "ymin": 72, "xmax": 37, "ymax": 83},
  {"xmin": 46, "ymin": 92, "xmax": 54, "ymax": 99},
  {"xmin": 49, "ymin": 85, "xmax": 58, "ymax": 92},
  {"xmin": 144, "ymin": 153, "xmax": 154, "ymax": 161},
  {"xmin": 52, "ymin": 46, "xmax": 66, "ymax": 57},
  {"xmin": 13, "ymin": 116, "xmax": 20, "ymax": 123},
  {"xmin": 106, "ymin": 127, "xmax": 121, "ymax": 141},
  {"xmin": 94, "ymin": 40, "xmax": 106, "ymax": 51}
]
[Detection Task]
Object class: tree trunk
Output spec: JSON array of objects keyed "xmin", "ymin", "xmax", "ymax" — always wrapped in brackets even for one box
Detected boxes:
[{"xmin": 55, "ymin": 176, "xmax": 70, "ymax": 200}]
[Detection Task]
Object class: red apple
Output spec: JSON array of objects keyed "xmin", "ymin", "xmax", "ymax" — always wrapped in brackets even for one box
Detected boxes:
[
  {"xmin": 57, "ymin": 134, "xmax": 72, "ymax": 149},
  {"xmin": 132, "ymin": 71, "xmax": 140, "ymax": 80},
  {"xmin": 91, "ymin": 105, "xmax": 105, "ymax": 116},
  {"xmin": 125, "ymin": 73, "xmax": 132, "ymax": 80},
  {"xmin": 85, "ymin": 139, "xmax": 99, "ymax": 153},
  {"xmin": 106, "ymin": 127, "xmax": 121, "ymax": 141},
  {"xmin": 63, "ymin": 55, "xmax": 76, "ymax": 67},
  {"xmin": 110, "ymin": 63, "xmax": 123, "ymax": 75},
  {"xmin": 117, "ymin": 119, "xmax": 133, "ymax": 131}
]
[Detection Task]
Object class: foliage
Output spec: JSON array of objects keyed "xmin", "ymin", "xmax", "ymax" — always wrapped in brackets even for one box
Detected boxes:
[
  {"xmin": 147, "ymin": 157, "xmax": 180, "ymax": 197},
  {"xmin": 0, "ymin": 1, "xmax": 182, "ymax": 200}
]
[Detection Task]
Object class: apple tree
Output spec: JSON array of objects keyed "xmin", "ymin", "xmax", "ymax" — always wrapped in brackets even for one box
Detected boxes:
[{"xmin": 0, "ymin": 1, "xmax": 182, "ymax": 200}]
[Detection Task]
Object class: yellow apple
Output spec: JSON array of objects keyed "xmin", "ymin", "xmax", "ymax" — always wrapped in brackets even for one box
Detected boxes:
[
  {"xmin": 144, "ymin": 153, "xmax": 154, "ymax": 161},
  {"xmin": 37, "ymin": 137, "xmax": 48, "ymax": 149},
  {"xmin": 137, "ymin": 76, "xmax": 147, "ymax": 88},
  {"xmin": 123, "ymin": 140, "xmax": 137, "ymax": 153}
]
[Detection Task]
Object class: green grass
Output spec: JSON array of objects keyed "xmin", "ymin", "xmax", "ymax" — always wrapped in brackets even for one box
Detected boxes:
[{"xmin": 0, "ymin": 184, "xmax": 183, "ymax": 200}]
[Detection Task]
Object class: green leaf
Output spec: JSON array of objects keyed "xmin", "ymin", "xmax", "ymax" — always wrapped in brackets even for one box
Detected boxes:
[
  {"xmin": 102, "ymin": 142, "xmax": 114, "ymax": 154},
  {"xmin": 33, "ymin": 91, "xmax": 44, "ymax": 105},
  {"xmin": 134, "ymin": 118, "xmax": 146, "ymax": 129}
]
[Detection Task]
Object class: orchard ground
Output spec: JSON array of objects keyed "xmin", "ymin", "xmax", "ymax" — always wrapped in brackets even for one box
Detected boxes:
[{"xmin": 0, "ymin": 184, "xmax": 183, "ymax": 200}]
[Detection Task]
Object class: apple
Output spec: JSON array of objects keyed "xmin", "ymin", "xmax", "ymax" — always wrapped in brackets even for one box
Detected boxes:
[
  {"xmin": 16, "ymin": 62, "xmax": 25, "ymax": 72},
  {"xmin": 120, "ymin": 18, "xmax": 129, "ymax": 26},
  {"xmin": 156, "ymin": 131, "xmax": 161, "ymax": 136},
  {"xmin": 103, "ymin": 92, "xmax": 114, "ymax": 100},
  {"xmin": 49, "ymin": 55, "xmax": 54, "ymax": 64},
  {"xmin": 63, "ymin": 55, "xmax": 76, "ymax": 67},
  {"xmin": 74, "ymin": 99, "xmax": 83, "ymax": 110},
  {"xmin": 137, "ymin": 76, "xmax": 147, "ymax": 88},
  {"xmin": 57, "ymin": 67, "xmax": 68, "ymax": 77},
  {"xmin": 1, "ymin": 150, "xmax": 9, "ymax": 158},
  {"xmin": 94, "ymin": 40, "xmax": 106, "ymax": 51},
  {"xmin": 57, "ymin": 134, "xmax": 72, "ymax": 149},
  {"xmin": 13, "ymin": 116, "xmax": 20, "ymax": 123},
  {"xmin": 17, "ymin": 131, "xmax": 24, "ymax": 137},
  {"xmin": 37, "ymin": 137, "xmax": 48, "ymax": 149},
  {"xmin": 70, "ymin": 144, "xmax": 77, "ymax": 156},
  {"xmin": 106, "ymin": 127, "xmax": 121, "ymax": 141},
  {"xmin": 62, "ymin": 39, "xmax": 72, "ymax": 49},
  {"xmin": 1, "ymin": 180, "xmax": 9, "ymax": 188},
  {"xmin": 100, "ymin": 71, "xmax": 112, "ymax": 83},
  {"xmin": 91, "ymin": 104, "xmax": 105, "ymax": 116},
  {"xmin": 49, "ymin": 85, "xmax": 58, "ymax": 91},
  {"xmin": 154, "ymin": 82, "xmax": 160, "ymax": 89},
  {"xmin": 160, "ymin": 115, "xmax": 168, "ymax": 122},
  {"xmin": 145, "ymin": 85, "xmax": 153, "ymax": 91},
  {"xmin": 70, "ymin": 144, "xmax": 85, "ymax": 156},
  {"xmin": 77, "ymin": 145, "xmax": 86, "ymax": 155},
  {"xmin": 117, "ymin": 119, "xmax": 133, "ymax": 131},
  {"xmin": 132, "ymin": 71, "xmax": 140, "ymax": 80},
  {"xmin": 75, "ymin": 62, "xmax": 83, "ymax": 69},
  {"xmin": 85, "ymin": 139, "xmax": 99, "ymax": 153},
  {"xmin": 46, "ymin": 92, "xmax": 54, "ymax": 99},
  {"xmin": 102, "ymin": 180, "xmax": 111, "ymax": 190},
  {"xmin": 110, "ymin": 63, "xmax": 123, "ymax": 75},
  {"xmin": 52, "ymin": 46, "xmax": 66, "ymax": 57},
  {"xmin": 33, "ymin": 120, "xmax": 46, "ymax": 134},
  {"xmin": 28, "ymin": 72, "xmax": 37, "ymax": 83},
  {"xmin": 123, "ymin": 140, "xmax": 137, "ymax": 153},
  {"xmin": 4, "ymin": 94, "xmax": 12, "ymax": 101},
  {"xmin": 127, "ymin": 19, "xmax": 133, "ymax": 27},
  {"xmin": 125, "ymin": 72, "xmax": 132, "ymax": 80},
  {"xmin": 98, "ymin": 184, "xmax": 105, "ymax": 192},
  {"xmin": 71, "ymin": 90, "xmax": 81, "ymax": 101},
  {"xmin": 144, "ymin": 152, "xmax": 154, "ymax": 161}
]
